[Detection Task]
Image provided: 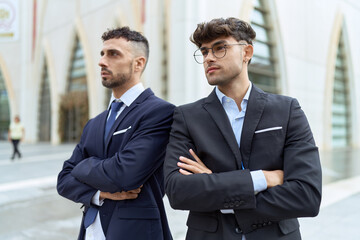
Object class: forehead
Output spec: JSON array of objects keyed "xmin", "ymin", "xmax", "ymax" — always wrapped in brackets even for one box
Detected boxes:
[
  {"xmin": 200, "ymin": 36, "xmax": 238, "ymax": 48},
  {"xmin": 102, "ymin": 38, "xmax": 131, "ymax": 51}
]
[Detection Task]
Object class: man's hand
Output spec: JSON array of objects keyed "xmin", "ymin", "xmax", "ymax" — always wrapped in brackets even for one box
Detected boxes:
[
  {"xmin": 100, "ymin": 186, "xmax": 142, "ymax": 201},
  {"xmin": 178, "ymin": 149, "xmax": 212, "ymax": 175},
  {"xmin": 262, "ymin": 170, "xmax": 284, "ymax": 188}
]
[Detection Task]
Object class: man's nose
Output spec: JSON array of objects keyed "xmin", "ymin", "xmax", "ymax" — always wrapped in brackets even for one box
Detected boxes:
[
  {"xmin": 204, "ymin": 50, "xmax": 216, "ymax": 63},
  {"xmin": 98, "ymin": 56, "xmax": 107, "ymax": 67}
]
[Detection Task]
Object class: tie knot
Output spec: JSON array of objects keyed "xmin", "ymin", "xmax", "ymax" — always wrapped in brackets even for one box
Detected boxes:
[{"xmin": 111, "ymin": 101, "xmax": 123, "ymax": 113}]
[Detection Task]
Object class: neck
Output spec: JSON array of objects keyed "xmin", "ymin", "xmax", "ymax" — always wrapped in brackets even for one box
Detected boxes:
[
  {"xmin": 112, "ymin": 77, "xmax": 140, "ymax": 99},
  {"xmin": 218, "ymin": 71, "xmax": 250, "ymax": 105}
]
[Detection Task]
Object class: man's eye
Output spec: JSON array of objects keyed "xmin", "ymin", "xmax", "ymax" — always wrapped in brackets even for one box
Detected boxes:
[
  {"xmin": 200, "ymin": 49, "xmax": 209, "ymax": 56},
  {"xmin": 111, "ymin": 52, "xmax": 118, "ymax": 56},
  {"xmin": 214, "ymin": 45, "xmax": 226, "ymax": 52}
]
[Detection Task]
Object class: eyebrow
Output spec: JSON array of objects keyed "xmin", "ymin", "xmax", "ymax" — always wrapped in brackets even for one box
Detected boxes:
[
  {"xmin": 200, "ymin": 40, "xmax": 227, "ymax": 49},
  {"xmin": 100, "ymin": 48, "xmax": 121, "ymax": 55}
]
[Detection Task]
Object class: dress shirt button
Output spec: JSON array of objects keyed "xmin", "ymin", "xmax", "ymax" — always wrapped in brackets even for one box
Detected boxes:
[{"xmin": 235, "ymin": 227, "xmax": 243, "ymax": 234}]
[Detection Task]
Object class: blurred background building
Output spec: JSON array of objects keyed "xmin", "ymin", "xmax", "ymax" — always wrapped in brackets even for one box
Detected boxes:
[{"xmin": 0, "ymin": 0, "xmax": 359, "ymax": 183}]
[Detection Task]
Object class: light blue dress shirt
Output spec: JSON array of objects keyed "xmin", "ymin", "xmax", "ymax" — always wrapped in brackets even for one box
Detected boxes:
[{"xmin": 215, "ymin": 83, "xmax": 266, "ymax": 200}]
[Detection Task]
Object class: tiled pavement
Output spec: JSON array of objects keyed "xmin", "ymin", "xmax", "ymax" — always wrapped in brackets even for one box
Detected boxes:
[{"xmin": 0, "ymin": 142, "xmax": 359, "ymax": 239}]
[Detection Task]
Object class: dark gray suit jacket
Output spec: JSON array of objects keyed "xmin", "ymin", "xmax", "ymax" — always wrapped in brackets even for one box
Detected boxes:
[{"xmin": 164, "ymin": 85, "xmax": 321, "ymax": 240}]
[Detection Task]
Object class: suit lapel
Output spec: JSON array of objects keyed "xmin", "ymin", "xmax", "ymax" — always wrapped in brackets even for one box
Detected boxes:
[
  {"xmin": 96, "ymin": 111, "xmax": 108, "ymax": 156},
  {"xmin": 203, "ymin": 89, "xmax": 243, "ymax": 169},
  {"xmin": 104, "ymin": 88, "xmax": 154, "ymax": 152},
  {"xmin": 240, "ymin": 85, "xmax": 267, "ymax": 168}
]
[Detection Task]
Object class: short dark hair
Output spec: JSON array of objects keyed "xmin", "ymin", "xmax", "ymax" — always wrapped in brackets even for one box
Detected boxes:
[{"xmin": 102, "ymin": 27, "xmax": 149, "ymax": 65}]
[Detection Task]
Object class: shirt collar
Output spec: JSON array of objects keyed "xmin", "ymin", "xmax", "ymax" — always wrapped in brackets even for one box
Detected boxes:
[
  {"xmin": 107, "ymin": 82, "xmax": 145, "ymax": 110},
  {"xmin": 215, "ymin": 82, "xmax": 252, "ymax": 105}
]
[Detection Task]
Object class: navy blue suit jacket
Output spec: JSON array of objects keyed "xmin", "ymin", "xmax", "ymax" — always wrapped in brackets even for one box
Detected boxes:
[{"xmin": 57, "ymin": 88, "xmax": 174, "ymax": 240}]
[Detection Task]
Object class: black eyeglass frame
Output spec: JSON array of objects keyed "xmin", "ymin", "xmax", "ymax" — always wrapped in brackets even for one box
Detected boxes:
[{"xmin": 193, "ymin": 43, "xmax": 248, "ymax": 64}]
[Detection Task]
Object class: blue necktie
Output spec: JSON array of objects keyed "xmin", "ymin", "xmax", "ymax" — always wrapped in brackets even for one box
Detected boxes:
[
  {"xmin": 104, "ymin": 101, "xmax": 123, "ymax": 141},
  {"xmin": 84, "ymin": 206, "xmax": 98, "ymax": 228},
  {"xmin": 83, "ymin": 101, "xmax": 123, "ymax": 229}
]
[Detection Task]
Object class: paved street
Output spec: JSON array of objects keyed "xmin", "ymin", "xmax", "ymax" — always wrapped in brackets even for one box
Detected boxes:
[{"xmin": 0, "ymin": 141, "xmax": 359, "ymax": 239}]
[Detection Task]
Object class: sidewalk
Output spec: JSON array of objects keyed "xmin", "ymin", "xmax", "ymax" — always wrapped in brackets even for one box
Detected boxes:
[{"xmin": 0, "ymin": 142, "xmax": 359, "ymax": 239}]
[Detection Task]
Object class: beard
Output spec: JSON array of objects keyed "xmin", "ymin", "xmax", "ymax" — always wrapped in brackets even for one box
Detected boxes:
[{"xmin": 101, "ymin": 62, "xmax": 133, "ymax": 89}]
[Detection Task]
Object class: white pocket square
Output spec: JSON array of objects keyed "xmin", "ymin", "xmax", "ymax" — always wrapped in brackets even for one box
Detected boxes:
[
  {"xmin": 113, "ymin": 126, "xmax": 132, "ymax": 135},
  {"xmin": 255, "ymin": 126, "xmax": 282, "ymax": 134}
]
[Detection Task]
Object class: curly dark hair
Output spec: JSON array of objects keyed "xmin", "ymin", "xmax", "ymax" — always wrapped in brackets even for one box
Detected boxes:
[
  {"xmin": 190, "ymin": 17, "xmax": 256, "ymax": 47},
  {"xmin": 102, "ymin": 26, "xmax": 149, "ymax": 62}
]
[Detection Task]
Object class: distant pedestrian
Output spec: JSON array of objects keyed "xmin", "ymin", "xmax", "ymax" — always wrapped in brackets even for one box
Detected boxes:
[{"xmin": 8, "ymin": 115, "xmax": 24, "ymax": 160}]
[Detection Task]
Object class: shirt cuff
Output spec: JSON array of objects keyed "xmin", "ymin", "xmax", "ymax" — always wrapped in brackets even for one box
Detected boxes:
[
  {"xmin": 251, "ymin": 170, "xmax": 267, "ymax": 194},
  {"xmin": 91, "ymin": 190, "xmax": 104, "ymax": 206}
]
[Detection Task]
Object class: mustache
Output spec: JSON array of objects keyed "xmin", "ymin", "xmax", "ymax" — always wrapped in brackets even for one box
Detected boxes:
[
  {"xmin": 207, "ymin": 63, "xmax": 220, "ymax": 68},
  {"xmin": 101, "ymin": 68, "xmax": 112, "ymax": 74}
]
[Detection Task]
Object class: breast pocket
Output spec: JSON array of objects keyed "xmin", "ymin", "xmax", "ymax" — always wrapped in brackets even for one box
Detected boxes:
[{"xmin": 251, "ymin": 128, "xmax": 285, "ymax": 169}]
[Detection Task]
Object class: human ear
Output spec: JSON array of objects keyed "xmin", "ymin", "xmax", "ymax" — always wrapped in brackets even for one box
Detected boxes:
[
  {"xmin": 243, "ymin": 45, "xmax": 254, "ymax": 63},
  {"xmin": 134, "ymin": 56, "xmax": 146, "ymax": 73}
]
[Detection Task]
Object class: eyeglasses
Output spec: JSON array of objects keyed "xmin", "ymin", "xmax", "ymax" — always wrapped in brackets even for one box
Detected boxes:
[{"xmin": 193, "ymin": 43, "xmax": 248, "ymax": 64}]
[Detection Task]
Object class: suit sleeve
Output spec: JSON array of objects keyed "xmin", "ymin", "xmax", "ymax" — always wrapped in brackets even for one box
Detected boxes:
[
  {"xmin": 164, "ymin": 107, "xmax": 256, "ymax": 212},
  {"xmin": 235, "ymin": 99, "xmax": 322, "ymax": 233},
  {"xmin": 56, "ymin": 122, "xmax": 97, "ymax": 207},
  {"xmin": 70, "ymin": 103, "xmax": 174, "ymax": 192}
]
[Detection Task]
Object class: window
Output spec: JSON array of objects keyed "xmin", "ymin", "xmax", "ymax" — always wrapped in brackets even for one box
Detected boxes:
[
  {"xmin": 0, "ymin": 69, "xmax": 10, "ymax": 140},
  {"xmin": 59, "ymin": 36, "xmax": 89, "ymax": 142},
  {"xmin": 332, "ymin": 29, "xmax": 351, "ymax": 148},
  {"xmin": 249, "ymin": 0, "xmax": 278, "ymax": 93},
  {"xmin": 38, "ymin": 61, "xmax": 51, "ymax": 141}
]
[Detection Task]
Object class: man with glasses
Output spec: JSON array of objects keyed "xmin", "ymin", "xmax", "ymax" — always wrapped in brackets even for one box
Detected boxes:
[{"xmin": 164, "ymin": 17, "xmax": 321, "ymax": 240}]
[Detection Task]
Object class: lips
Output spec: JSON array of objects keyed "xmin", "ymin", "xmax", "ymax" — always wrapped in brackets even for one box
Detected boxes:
[
  {"xmin": 207, "ymin": 66, "xmax": 219, "ymax": 74},
  {"xmin": 101, "ymin": 71, "xmax": 111, "ymax": 77},
  {"xmin": 101, "ymin": 68, "xmax": 112, "ymax": 77}
]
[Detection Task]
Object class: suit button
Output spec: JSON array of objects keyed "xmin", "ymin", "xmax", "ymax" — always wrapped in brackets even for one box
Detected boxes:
[
  {"xmin": 252, "ymin": 224, "xmax": 257, "ymax": 229},
  {"xmin": 268, "ymin": 221, "xmax": 272, "ymax": 225},
  {"xmin": 224, "ymin": 203, "xmax": 229, "ymax": 208},
  {"xmin": 239, "ymin": 200, "xmax": 244, "ymax": 205},
  {"xmin": 234, "ymin": 201, "xmax": 240, "ymax": 207},
  {"xmin": 257, "ymin": 223, "xmax": 263, "ymax": 228},
  {"xmin": 263, "ymin": 222, "xmax": 267, "ymax": 227},
  {"xmin": 229, "ymin": 203, "xmax": 234, "ymax": 208},
  {"xmin": 235, "ymin": 227, "xmax": 243, "ymax": 234}
]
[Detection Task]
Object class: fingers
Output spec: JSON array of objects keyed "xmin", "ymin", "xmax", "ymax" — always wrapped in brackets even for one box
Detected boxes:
[
  {"xmin": 128, "ymin": 187, "xmax": 142, "ymax": 194},
  {"xmin": 179, "ymin": 168, "xmax": 192, "ymax": 175},
  {"xmin": 263, "ymin": 170, "xmax": 284, "ymax": 188},
  {"xmin": 123, "ymin": 192, "xmax": 139, "ymax": 199},
  {"xmin": 178, "ymin": 159, "xmax": 200, "ymax": 174},
  {"xmin": 178, "ymin": 150, "xmax": 212, "ymax": 174},
  {"xmin": 189, "ymin": 149, "xmax": 204, "ymax": 166}
]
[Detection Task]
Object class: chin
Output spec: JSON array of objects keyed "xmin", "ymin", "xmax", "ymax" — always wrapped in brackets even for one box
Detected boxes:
[{"xmin": 206, "ymin": 78, "xmax": 219, "ymax": 86}]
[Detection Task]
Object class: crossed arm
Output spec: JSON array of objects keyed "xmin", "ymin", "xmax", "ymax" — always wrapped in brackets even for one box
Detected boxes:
[
  {"xmin": 58, "ymin": 104, "xmax": 174, "ymax": 205},
  {"xmin": 178, "ymin": 149, "xmax": 284, "ymax": 189}
]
